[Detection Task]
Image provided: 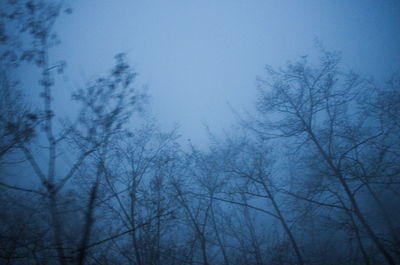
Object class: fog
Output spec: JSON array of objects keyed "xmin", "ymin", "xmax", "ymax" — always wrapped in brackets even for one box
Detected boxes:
[
  {"xmin": 1, "ymin": 1, "xmax": 399, "ymax": 265},
  {"xmin": 48, "ymin": 0, "xmax": 400, "ymax": 144}
]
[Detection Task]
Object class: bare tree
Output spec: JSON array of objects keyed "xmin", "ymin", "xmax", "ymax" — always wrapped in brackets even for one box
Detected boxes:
[
  {"xmin": 220, "ymin": 137, "xmax": 304, "ymax": 265},
  {"xmin": 0, "ymin": 71, "xmax": 38, "ymax": 161},
  {"xmin": 254, "ymin": 51, "xmax": 398, "ymax": 265},
  {"xmin": 84, "ymin": 123, "xmax": 180, "ymax": 265},
  {"xmin": 0, "ymin": 2, "xmax": 146, "ymax": 264}
]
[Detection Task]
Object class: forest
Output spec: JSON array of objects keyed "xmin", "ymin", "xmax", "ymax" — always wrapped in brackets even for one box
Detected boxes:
[{"xmin": 0, "ymin": 1, "xmax": 399, "ymax": 265}]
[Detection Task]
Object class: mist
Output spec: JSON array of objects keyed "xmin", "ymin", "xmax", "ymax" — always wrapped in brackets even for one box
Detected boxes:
[{"xmin": 1, "ymin": 1, "xmax": 399, "ymax": 265}]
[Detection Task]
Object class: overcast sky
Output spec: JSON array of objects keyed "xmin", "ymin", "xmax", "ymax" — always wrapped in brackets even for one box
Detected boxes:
[{"xmin": 49, "ymin": 0, "xmax": 400, "ymax": 145}]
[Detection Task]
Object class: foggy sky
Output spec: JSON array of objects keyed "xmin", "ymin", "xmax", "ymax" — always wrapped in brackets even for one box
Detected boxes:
[{"xmin": 49, "ymin": 0, "xmax": 400, "ymax": 145}]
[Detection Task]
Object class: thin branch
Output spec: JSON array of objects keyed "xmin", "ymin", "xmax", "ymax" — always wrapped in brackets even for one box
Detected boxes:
[
  {"xmin": 281, "ymin": 189, "xmax": 353, "ymax": 212},
  {"xmin": 73, "ymin": 211, "xmax": 173, "ymax": 252},
  {"xmin": 196, "ymin": 193, "xmax": 279, "ymax": 219},
  {"xmin": 56, "ymin": 148, "xmax": 96, "ymax": 192},
  {"xmin": 19, "ymin": 145, "xmax": 47, "ymax": 183},
  {"xmin": 0, "ymin": 181, "xmax": 45, "ymax": 196}
]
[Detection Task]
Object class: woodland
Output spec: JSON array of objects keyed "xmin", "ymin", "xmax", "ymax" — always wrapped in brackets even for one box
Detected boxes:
[{"xmin": 0, "ymin": 1, "xmax": 399, "ymax": 265}]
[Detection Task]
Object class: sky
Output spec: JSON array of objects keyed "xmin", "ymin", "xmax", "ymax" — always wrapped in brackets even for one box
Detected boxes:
[{"xmin": 48, "ymin": 0, "xmax": 400, "ymax": 145}]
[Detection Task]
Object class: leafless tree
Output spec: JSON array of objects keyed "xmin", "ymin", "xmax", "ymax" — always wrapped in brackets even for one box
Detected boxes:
[
  {"xmin": 1, "ymin": 2, "xmax": 146, "ymax": 264},
  {"xmin": 254, "ymin": 51, "xmax": 398, "ymax": 265}
]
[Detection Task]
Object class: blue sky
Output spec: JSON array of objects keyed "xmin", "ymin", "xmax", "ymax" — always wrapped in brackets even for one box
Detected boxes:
[{"xmin": 48, "ymin": 0, "xmax": 400, "ymax": 145}]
